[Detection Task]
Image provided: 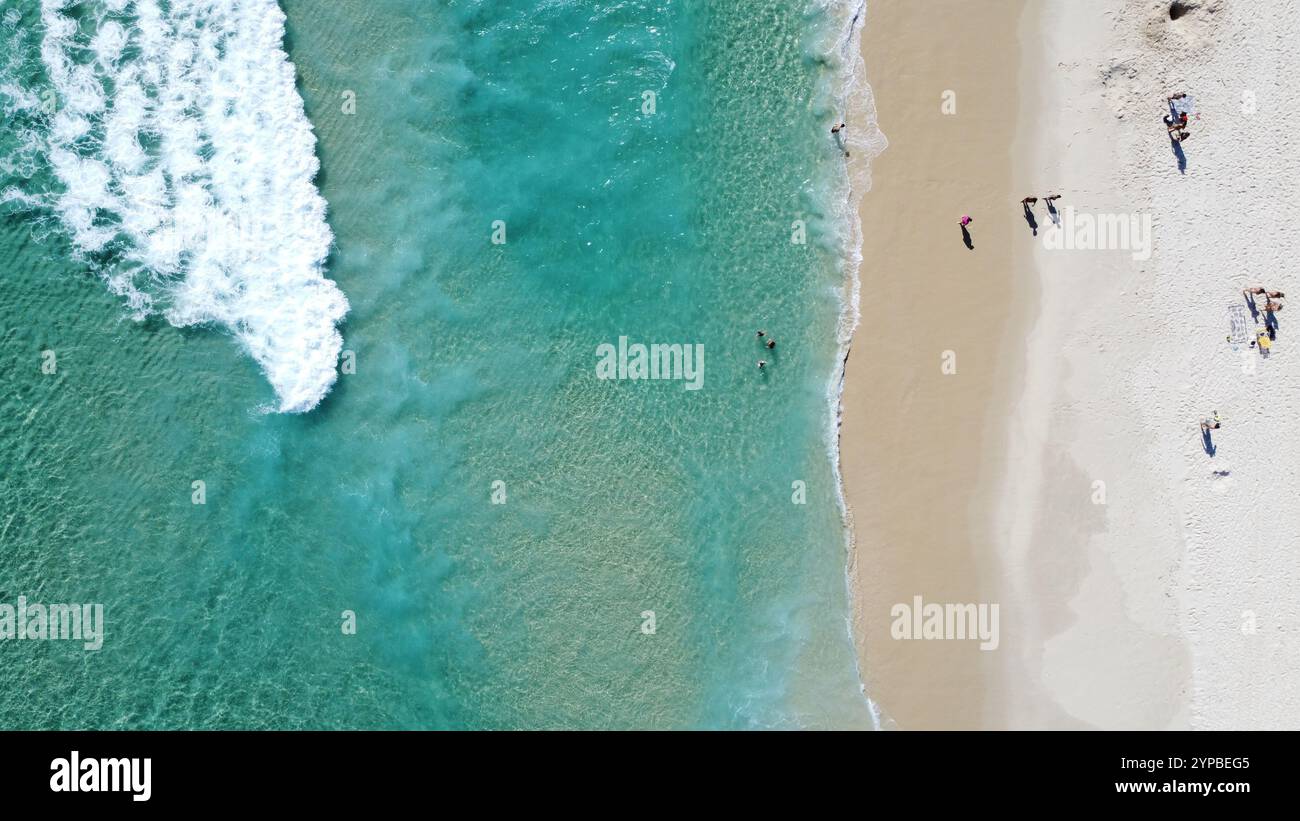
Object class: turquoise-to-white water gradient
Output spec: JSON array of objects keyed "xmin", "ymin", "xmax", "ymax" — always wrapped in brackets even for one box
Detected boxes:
[{"xmin": 0, "ymin": 0, "xmax": 875, "ymax": 728}]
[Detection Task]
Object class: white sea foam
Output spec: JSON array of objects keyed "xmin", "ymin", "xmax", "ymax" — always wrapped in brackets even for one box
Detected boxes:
[
  {"xmin": 33, "ymin": 0, "xmax": 347, "ymax": 412},
  {"xmin": 817, "ymin": 0, "xmax": 888, "ymax": 729}
]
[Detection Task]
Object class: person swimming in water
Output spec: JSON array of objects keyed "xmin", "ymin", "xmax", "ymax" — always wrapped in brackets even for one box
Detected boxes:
[
  {"xmin": 757, "ymin": 359, "xmax": 767, "ymax": 370},
  {"xmin": 766, "ymin": 338, "xmax": 776, "ymax": 349}
]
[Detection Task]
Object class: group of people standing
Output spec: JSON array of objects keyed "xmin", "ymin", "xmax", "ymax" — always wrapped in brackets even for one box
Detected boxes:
[
  {"xmin": 1245, "ymin": 286, "xmax": 1285, "ymax": 357},
  {"xmin": 1206, "ymin": 288, "xmax": 1286, "ymax": 438}
]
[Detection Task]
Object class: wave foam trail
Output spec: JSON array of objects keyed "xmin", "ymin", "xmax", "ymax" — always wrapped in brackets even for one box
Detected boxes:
[{"xmin": 31, "ymin": 0, "xmax": 347, "ymax": 412}]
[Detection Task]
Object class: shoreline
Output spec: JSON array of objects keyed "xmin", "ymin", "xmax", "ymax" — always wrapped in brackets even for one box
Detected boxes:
[{"xmin": 823, "ymin": 0, "xmax": 886, "ymax": 729}]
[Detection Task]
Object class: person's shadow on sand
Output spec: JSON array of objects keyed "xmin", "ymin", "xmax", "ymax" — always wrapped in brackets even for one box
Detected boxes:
[
  {"xmin": 960, "ymin": 223, "xmax": 974, "ymax": 250},
  {"xmin": 1245, "ymin": 291, "xmax": 1260, "ymax": 320},
  {"xmin": 1023, "ymin": 202, "xmax": 1038, "ymax": 236},
  {"xmin": 1265, "ymin": 309, "xmax": 1281, "ymax": 335},
  {"xmin": 1201, "ymin": 427, "xmax": 1216, "ymax": 456},
  {"xmin": 1166, "ymin": 129, "xmax": 1187, "ymax": 174}
]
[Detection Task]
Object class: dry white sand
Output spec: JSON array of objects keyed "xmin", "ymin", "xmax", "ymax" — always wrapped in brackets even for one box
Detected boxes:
[{"xmin": 997, "ymin": 0, "xmax": 1300, "ymax": 728}]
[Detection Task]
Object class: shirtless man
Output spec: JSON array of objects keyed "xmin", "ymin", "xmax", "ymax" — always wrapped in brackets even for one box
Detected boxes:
[{"xmin": 1245, "ymin": 287, "xmax": 1285, "ymax": 300}]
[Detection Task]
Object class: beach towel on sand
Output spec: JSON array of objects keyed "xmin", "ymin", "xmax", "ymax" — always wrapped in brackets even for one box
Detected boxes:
[
  {"xmin": 1228, "ymin": 303, "xmax": 1250, "ymax": 345},
  {"xmin": 1170, "ymin": 95, "xmax": 1196, "ymax": 119}
]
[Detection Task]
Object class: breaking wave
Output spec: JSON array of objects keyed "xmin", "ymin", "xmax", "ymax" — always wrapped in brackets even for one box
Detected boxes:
[{"xmin": 3, "ymin": 0, "xmax": 347, "ymax": 412}]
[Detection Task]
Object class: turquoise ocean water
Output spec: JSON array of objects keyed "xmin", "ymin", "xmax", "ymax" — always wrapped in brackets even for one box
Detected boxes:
[{"xmin": 0, "ymin": 0, "xmax": 874, "ymax": 728}]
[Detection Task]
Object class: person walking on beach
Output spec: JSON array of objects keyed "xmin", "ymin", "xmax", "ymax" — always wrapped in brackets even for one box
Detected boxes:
[
  {"xmin": 831, "ymin": 122, "xmax": 846, "ymax": 136},
  {"xmin": 1266, "ymin": 293, "xmax": 1286, "ymax": 330},
  {"xmin": 1246, "ymin": 286, "xmax": 1288, "ymax": 321},
  {"xmin": 960, "ymin": 215, "xmax": 973, "ymax": 227},
  {"xmin": 1021, "ymin": 198, "xmax": 1039, "ymax": 236},
  {"xmin": 1200, "ymin": 410, "xmax": 1222, "ymax": 455},
  {"xmin": 1044, "ymin": 193, "xmax": 1062, "ymax": 224},
  {"xmin": 959, "ymin": 214, "xmax": 974, "ymax": 249}
]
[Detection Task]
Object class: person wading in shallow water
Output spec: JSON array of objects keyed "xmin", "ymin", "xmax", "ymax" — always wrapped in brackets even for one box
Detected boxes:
[{"xmin": 831, "ymin": 122, "xmax": 849, "ymax": 157}]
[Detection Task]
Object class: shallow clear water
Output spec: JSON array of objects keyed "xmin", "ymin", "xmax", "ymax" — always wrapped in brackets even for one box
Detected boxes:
[{"xmin": 0, "ymin": 0, "xmax": 871, "ymax": 728}]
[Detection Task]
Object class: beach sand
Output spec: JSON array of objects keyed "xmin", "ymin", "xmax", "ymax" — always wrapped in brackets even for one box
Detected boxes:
[
  {"xmin": 841, "ymin": 0, "xmax": 1027, "ymax": 730},
  {"xmin": 843, "ymin": 0, "xmax": 1300, "ymax": 729}
]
